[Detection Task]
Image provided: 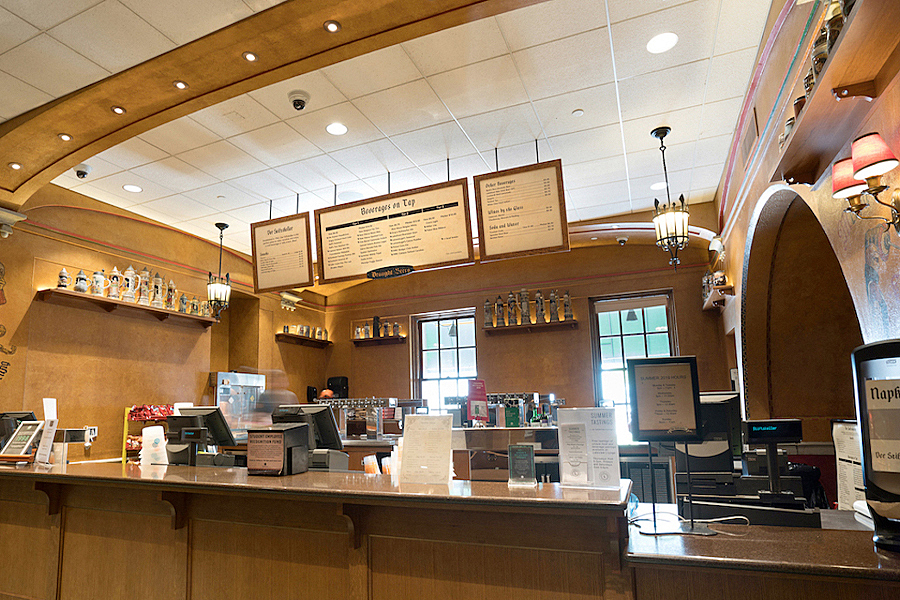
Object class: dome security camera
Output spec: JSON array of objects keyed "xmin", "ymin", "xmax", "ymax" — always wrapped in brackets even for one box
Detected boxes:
[
  {"xmin": 288, "ymin": 90, "xmax": 310, "ymax": 111},
  {"xmin": 74, "ymin": 163, "xmax": 92, "ymax": 179},
  {"xmin": 616, "ymin": 236, "xmax": 628, "ymax": 246}
]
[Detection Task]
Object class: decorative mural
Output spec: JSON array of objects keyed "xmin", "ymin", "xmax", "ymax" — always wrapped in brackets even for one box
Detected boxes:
[{"xmin": 0, "ymin": 261, "xmax": 16, "ymax": 357}]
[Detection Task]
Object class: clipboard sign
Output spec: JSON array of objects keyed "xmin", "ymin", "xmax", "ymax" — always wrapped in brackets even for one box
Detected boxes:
[
  {"xmin": 250, "ymin": 212, "xmax": 315, "ymax": 293},
  {"xmin": 627, "ymin": 356, "xmax": 702, "ymax": 443},
  {"xmin": 473, "ymin": 159, "xmax": 569, "ymax": 262}
]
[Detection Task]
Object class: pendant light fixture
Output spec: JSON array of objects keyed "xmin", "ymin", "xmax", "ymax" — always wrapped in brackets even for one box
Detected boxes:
[
  {"xmin": 207, "ymin": 222, "xmax": 231, "ymax": 320},
  {"xmin": 650, "ymin": 126, "xmax": 690, "ymax": 267}
]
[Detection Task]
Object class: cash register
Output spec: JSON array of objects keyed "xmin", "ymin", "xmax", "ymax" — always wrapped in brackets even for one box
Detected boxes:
[{"xmin": 271, "ymin": 404, "xmax": 349, "ymax": 471}]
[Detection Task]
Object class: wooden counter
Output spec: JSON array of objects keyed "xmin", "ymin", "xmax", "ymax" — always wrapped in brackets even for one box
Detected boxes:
[{"xmin": 0, "ymin": 462, "xmax": 632, "ymax": 600}]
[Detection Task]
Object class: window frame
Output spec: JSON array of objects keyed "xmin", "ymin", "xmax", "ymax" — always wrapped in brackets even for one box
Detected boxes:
[{"xmin": 411, "ymin": 308, "xmax": 478, "ymax": 413}]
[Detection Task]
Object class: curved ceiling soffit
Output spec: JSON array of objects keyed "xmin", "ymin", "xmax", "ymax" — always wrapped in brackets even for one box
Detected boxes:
[{"xmin": 0, "ymin": 0, "xmax": 545, "ymax": 212}]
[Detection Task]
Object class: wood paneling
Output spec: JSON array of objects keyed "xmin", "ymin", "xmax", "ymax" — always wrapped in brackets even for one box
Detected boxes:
[{"xmin": 0, "ymin": 498, "xmax": 57, "ymax": 600}]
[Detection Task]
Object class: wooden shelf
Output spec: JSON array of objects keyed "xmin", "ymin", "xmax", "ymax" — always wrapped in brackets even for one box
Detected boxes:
[
  {"xmin": 483, "ymin": 320, "xmax": 578, "ymax": 335},
  {"xmin": 275, "ymin": 332, "xmax": 332, "ymax": 348},
  {"xmin": 772, "ymin": 0, "xmax": 900, "ymax": 186},
  {"xmin": 35, "ymin": 288, "xmax": 216, "ymax": 327},
  {"xmin": 352, "ymin": 336, "xmax": 407, "ymax": 347},
  {"xmin": 702, "ymin": 285, "xmax": 734, "ymax": 311}
]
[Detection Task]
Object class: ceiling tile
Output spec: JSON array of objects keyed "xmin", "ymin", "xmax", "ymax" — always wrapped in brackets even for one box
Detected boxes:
[
  {"xmin": 89, "ymin": 170, "xmax": 176, "ymax": 203},
  {"xmin": 566, "ymin": 180, "xmax": 631, "ymax": 210},
  {"xmin": 224, "ymin": 202, "xmax": 287, "ymax": 225},
  {"xmin": 715, "ymin": 0, "xmax": 770, "ymax": 55},
  {"xmin": 531, "ymin": 84, "xmax": 619, "ymax": 138},
  {"xmin": 513, "ymin": 29, "xmax": 614, "ymax": 101},
  {"xmin": 353, "ymin": 79, "xmax": 451, "ymax": 136},
  {"xmin": 402, "ymin": 17, "xmax": 508, "ymax": 76},
  {"xmin": 457, "ymin": 103, "xmax": 543, "ymax": 152},
  {"xmin": 95, "ymin": 136, "xmax": 169, "ymax": 169},
  {"xmin": 563, "ymin": 156, "xmax": 628, "ymax": 190},
  {"xmin": 606, "ymin": 0, "xmax": 695, "ymax": 24},
  {"xmin": 189, "ymin": 95, "xmax": 279, "ymax": 139},
  {"xmin": 0, "ymin": 0, "xmax": 102, "ymax": 30},
  {"xmin": 183, "ymin": 182, "xmax": 263, "ymax": 212},
  {"xmin": 131, "ymin": 157, "xmax": 219, "ymax": 192},
  {"xmin": 229, "ymin": 121, "xmax": 322, "ymax": 168},
  {"xmin": 0, "ymin": 33, "xmax": 108, "ymax": 96},
  {"xmin": 699, "ymin": 97, "xmax": 743, "ymax": 138},
  {"xmin": 119, "ymin": 0, "xmax": 253, "ymax": 45},
  {"xmin": 178, "ymin": 140, "xmax": 267, "ymax": 180},
  {"xmin": 609, "ymin": 0, "xmax": 717, "ymax": 80},
  {"xmin": 686, "ymin": 187, "xmax": 718, "ymax": 205},
  {"xmin": 363, "ymin": 167, "xmax": 431, "ymax": 196},
  {"xmin": 495, "ymin": 139, "xmax": 554, "ymax": 171},
  {"xmin": 616, "ymin": 61, "xmax": 709, "ymax": 121},
  {"xmin": 625, "ymin": 139, "xmax": 700, "ymax": 179},
  {"xmin": 496, "ymin": 0, "xmax": 607, "ymax": 51},
  {"xmin": 271, "ymin": 191, "xmax": 330, "ymax": 215},
  {"xmin": 329, "ymin": 139, "xmax": 414, "ymax": 180},
  {"xmin": 127, "ymin": 204, "xmax": 173, "ymax": 225},
  {"xmin": 249, "ymin": 70, "xmax": 347, "ymax": 121},
  {"xmin": 141, "ymin": 194, "xmax": 218, "ymax": 222},
  {"xmin": 242, "ymin": 0, "xmax": 286, "ymax": 11},
  {"xmin": 228, "ymin": 169, "xmax": 300, "ymax": 200},
  {"xmin": 49, "ymin": 0, "xmax": 175, "ymax": 72},
  {"xmin": 390, "ymin": 121, "xmax": 474, "ymax": 165},
  {"xmin": 0, "ymin": 6, "xmax": 38, "ymax": 54},
  {"xmin": 138, "ymin": 116, "xmax": 221, "ymax": 155},
  {"xmin": 323, "ymin": 45, "xmax": 422, "ymax": 99},
  {"xmin": 620, "ymin": 105, "xmax": 703, "ymax": 154},
  {"xmin": 548, "ymin": 123, "xmax": 624, "ymax": 165},
  {"xmin": 0, "ymin": 70, "xmax": 53, "ymax": 120},
  {"xmin": 577, "ymin": 201, "xmax": 633, "ymax": 221},
  {"xmin": 705, "ymin": 47, "xmax": 757, "ymax": 103},
  {"xmin": 418, "ymin": 153, "xmax": 491, "ymax": 184},
  {"xmin": 66, "ymin": 182, "xmax": 139, "ymax": 209},
  {"xmin": 629, "ymin": 168, "xmax": 694, "ymax": 203},
  {"xmin": 276, "ymin": 155, "xmax": 357, "ymax": 191},
  {"xmin": 286, "ymin": 102, "xmax": 382, "ymax": 153},
  {"xmin": 688, "ymin": 163, "xmax": 724, "ymax": 190},
  {"xmin": 427, "ymin": 55, "xmax": 529, "ymax": 119},
  {"xmin": 693, "ymin": 134, "xmax": 733, "ymax": 167}
]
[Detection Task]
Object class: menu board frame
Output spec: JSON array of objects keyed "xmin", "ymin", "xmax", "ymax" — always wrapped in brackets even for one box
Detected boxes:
[
  {"xmin": 314, "ymin": 179, "xmax": 474, "ymax": 285},
  {"xmin": 626, "ymin": 356, "xmax": 702, "ymax": 443},
  {"xmin": 473, "ymin": 159, "xmax": 569, "ymax": 262},
  {"xmin": 250, "ymin": 212, "xmax": 315, "ymax": 293}
]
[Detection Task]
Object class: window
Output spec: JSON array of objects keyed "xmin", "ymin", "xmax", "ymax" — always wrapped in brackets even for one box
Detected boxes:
[
  {"xmin": 592, "ymin": 294, "xmax": 675, "ymax": 444},
  {"xmin": 415, "ymin": 312, "xmax": 477, "ymax": 413}
]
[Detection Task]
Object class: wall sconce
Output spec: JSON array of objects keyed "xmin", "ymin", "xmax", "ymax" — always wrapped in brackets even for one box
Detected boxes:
[
  {"xmin": 280, "ymin": 291, "xmax": 300, "ymax": 311},
  {"xmin": 207, "ymin": 223, "xmax": 231, "ymax": 320},
  {"xmin": 650, "ymin": 126, "xmax": 690, "ymax": 267},
  {"xmin": 0, "ymin": 207, "xmax": 26, "ymax": 239},
  {"xmin": 832, "ymin": 132, "xmax": 900, "ymax": 232}
]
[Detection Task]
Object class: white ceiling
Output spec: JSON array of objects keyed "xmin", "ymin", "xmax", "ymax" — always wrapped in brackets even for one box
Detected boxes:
[{"xmin": 21, "ymin": 0, "xmax": 771, "ymax": 256}]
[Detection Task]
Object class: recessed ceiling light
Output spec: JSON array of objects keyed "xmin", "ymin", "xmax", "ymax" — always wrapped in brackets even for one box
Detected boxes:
[
  {"xmin": 572, "ymin": 109, "xmax": 585, "ymax": 117},
  {"xmin": 650, "ymin": 181, "xmax": 667, "ymax": 191},
  {"xmin": 324, "ymin": 20, "xmax": 341, "ymax": 33},
  {"xmin": 647, "ymin": 32, "xmax": 678, "ymax": 54},
  {"xmin": 242, "ymin": 51, "xmax": 257, "ymax": 62},
  {"xmin": 58, "ymin": 133, "xmax": 72, "ymax": 141},
  {"xmin": 173, "ymin": 80, "xmax": 188, "ymax": 90},
  {"xmin": 326, "ymin": 122, "xmax": 348, "ymax": 135},
  {"xmin": 8, "ymin": 162, "xmax": 22, "ymax": 170},
  {"xmin": 111, "ymin": 106, "xmax": 126, "ymax": 115},
  {"xmin": 590, "ymin": 236, "xmax": 598, "ymax": 240},
  {"xmin": 122, "ymin": 184, "xmax": 143, "ymax": 193}
]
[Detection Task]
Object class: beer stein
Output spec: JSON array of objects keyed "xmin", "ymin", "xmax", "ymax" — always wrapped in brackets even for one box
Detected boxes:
[
  {"xmin": 122, "ymin": 265, "xmax": 138, "ymax": 302},
  {"xmin": 73, "ymin": 269, "xmax": 90, "ymax": 293},
  {"xmin": 150, "ymin": 273, "xmax": 164, "ymax": 309},
  {"xmin": 189, "ymin": 296, "xmax": 199, "ymax": 315},
  {"xmin": 57, "ymin": 268, "xmax": 71, "ymax": 289},
  {"xmin": 108, "ymin": 267, "xmax": 121, "ymax": 300},
  {"xmin": 90, "ymin": 270, "xmax": 110, "ymax": 296},
  {"xmin": 165, "ymin": 280, "xmax": 177, "ymax": 310},
  {"xmin": 136, "ymin": 267, "xmax": 151, "ymax": 306},
  {"xmin": 178, "ymin": 293, "xmax": 188, "ymax": 313}
]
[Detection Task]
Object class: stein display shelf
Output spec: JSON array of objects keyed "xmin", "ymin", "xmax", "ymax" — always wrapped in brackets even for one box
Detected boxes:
[
  {"xmin": 771, "ymin": 0, "xmax": 900, "ymax": 186},
  {"xmin": 275, "ymin": 332, "xmax": 332, "ymax": 348},
  {"xmin": 484, "ymin": 320, "xmax": 578, "ymax": 335},
  {"xmin": 702, "ymin": 285, "xmax": 734, "ymax": 312},
  {"xmin": 35, "ymin": 288, "xmax": 215, "ymax": 327},
  {"xmin": 353, "ymin": 336, "xmax": 407, "ymax": 347}
]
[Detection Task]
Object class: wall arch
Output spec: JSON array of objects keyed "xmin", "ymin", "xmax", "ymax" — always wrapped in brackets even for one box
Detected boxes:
[{"xmin": 740, "ymin": 185, "xmax": 862, "ymax": 441}]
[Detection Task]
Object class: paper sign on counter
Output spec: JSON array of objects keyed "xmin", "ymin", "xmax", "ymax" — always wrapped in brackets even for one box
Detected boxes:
[
  {"xmin": 557, "ymin": 408, "xmax": 620, "ymax": 489},
  {"xmin": 399, "ymin": 414, "xmax": 453, "ymax": 484}
]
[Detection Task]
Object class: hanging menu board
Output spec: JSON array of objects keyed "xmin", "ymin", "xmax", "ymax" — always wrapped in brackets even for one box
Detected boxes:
[
  {"xmin": 315, "ymin": 179, "xmax": 474, "ymax": 284},
  {"xmin": 473, "ymin": 159, "xmax": 569, "ymax": 262},
  {"xmin": 250, "ymin": 212, "xmax": 314, "ymax": 293}
]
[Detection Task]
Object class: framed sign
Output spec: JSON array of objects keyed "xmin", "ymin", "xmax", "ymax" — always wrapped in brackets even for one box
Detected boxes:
[
  {"xmin": 627, "ymin": 356, "xmax": 702, "ymax": 442},
  {"xmin": 315, "ymin": 179, "xmax": 474, "ymax": 284},
  {"xmin": 473, "ymin": 159, "xmax": 569, "ymax": 262},
  {"xmin": 250, "ymin": 212, "xmax": 314, "ymax": 293}
]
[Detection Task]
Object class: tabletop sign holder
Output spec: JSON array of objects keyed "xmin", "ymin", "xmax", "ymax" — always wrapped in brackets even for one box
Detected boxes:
[
  {"xmin": 627, "ymin": 356, "xmax": 715, "ymax": 537},
  {"xmin": 508, "ymin": 444, "xmax": 537, "ymax": 487}
]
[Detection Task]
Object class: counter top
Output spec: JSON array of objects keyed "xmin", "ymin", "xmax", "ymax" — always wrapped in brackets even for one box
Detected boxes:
[
  {"xmin": 0, "ymin": 462, "xmax": 630, "ymax": 513},
  {"xmin": 627, "ymin": 518, "xmax": 900, "ymax": 581}
]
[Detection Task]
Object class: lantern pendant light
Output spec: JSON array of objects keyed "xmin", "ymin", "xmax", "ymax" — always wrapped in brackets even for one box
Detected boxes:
[
  {"xmin": 650, "ymin": 127, "xmax": 690, "ymax": 267},
  {"xmin": 207, "ymin": 222, "xmax": 231, "ymax": 320}
]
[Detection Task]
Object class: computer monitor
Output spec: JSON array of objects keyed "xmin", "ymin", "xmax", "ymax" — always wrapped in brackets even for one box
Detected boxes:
[
  {"xmin": 0, "ymin": 412, "xmax": 37, "ymax": 448},
  {"xmin": 177, "ymin": 406, "xmax": 236, "ymax": 447},
  {"xmin": 271, "ymin": 404, "xmax": 343, "ymax": 451}
]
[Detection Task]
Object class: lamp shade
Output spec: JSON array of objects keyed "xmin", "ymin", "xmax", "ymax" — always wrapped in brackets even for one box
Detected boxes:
[
  {"xmin": 652, "ymin": 195, "xmax": 689, "ymax": 265},
  {"xmin": 852, "ymin": 133, "xmax": 899, "ymax": 179},
  {"xmin": 832, "ymin": 158, "xmax": 866, "ymax": 199}
]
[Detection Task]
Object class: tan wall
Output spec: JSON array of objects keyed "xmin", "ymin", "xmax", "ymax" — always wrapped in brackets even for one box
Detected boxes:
[
  {"xmin": 325, "ymin": 240, "xmax": 731, "ymax": 404},
  {"xmin": 0, "ymin": 185, "xmax": 326, "ymax": 459}
]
